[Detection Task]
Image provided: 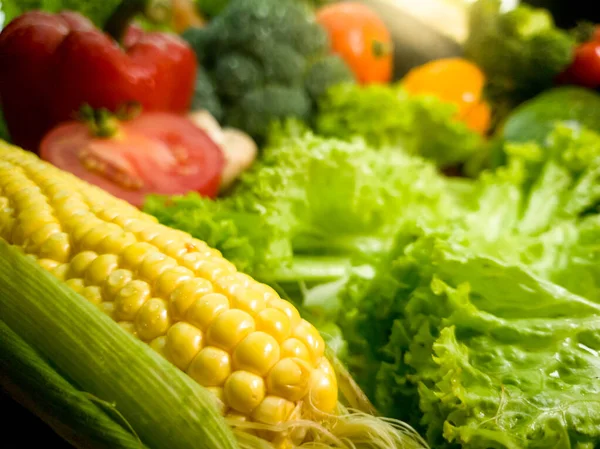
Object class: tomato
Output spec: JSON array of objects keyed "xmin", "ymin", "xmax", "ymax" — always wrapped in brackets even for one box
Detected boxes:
[
  {"xmin": 316, "ymin": 2, "xmax": 393, "ymax": 85},
  {"xmin": 560, "ymin": 41, "xmax": 600, "ymax": 89},
  {"xmin": 40, "ymin": 112, "xmax": 225, "ymax": 207}
]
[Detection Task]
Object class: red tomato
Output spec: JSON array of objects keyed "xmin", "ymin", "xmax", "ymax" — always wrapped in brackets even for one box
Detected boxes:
[
  {"xmin": 558, "ymin": 41, "xmax": 600, "ymax": 89},
  {"xmin": 40, "ymin": 112, "xmax": 225, "ymax": 207},
  {"xmin": 570, "ymin": 42, "xmax": 600, "ymax": 88}
]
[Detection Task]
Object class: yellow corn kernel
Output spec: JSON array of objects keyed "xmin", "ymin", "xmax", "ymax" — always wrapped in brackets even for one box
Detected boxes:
[
  {"xmin": 103, "ymin": 269, "xmax": 134, "ymax": 300},
  {"xmin": 121, "ymin": 242, "xmax": 156, "ymax": 269},
  {"xmin": 224, "ymin": 371, "xmax": 265, "ymax": 415},
  {"xmin": 308, "ymin": 363, "xmax": 338, "ymax": 414},
  {"xmin": 37, "ymin": 258, "xmax": 61, "ymax": 273},
  {"xmin": 266, "ymin": 358, "xmax": 311, "ymax": 402},
  {"xmin": 85, "ymin": 254, "xmax": 119, "ymax": 285},
  {"xmin": 149, "ymin": 335, "xmax": 168, "ymax": 359},
  {"xmin": 291, "ymin": 320, "xmax": 325, "ymax": 363},
  {"xmin": 69, "ymin": 251, "xmax": 98, "ymax": 278},
  {"xmin": 165, "ymin": 322, "xmax": 204, "ymax": 371},
  {"xmin": 252, "ymin": 396, "xmax": 295, "ymax": 425},
  {"xmin": 196, "ymin": 259, "xmax": 236, "ymax": 282},
  {"xmin": 169, "ymin": 278, "xmax": 215, "ymax": 321},
  {"xmin": 118, "ymin": 321, "xmax": 137, "ymax": 336},
  {"xmin": 232, "ymin": 332, "xmax": 280, "ymax": 376},
  {"xmin": 230, "ymin": 288, "xmax": 267, "ymax": 315},
  {"xmin": 185, "ymin": 293, "xmax": 229, "ymax": 331},
  {"xmin": 256, "ymin": 308, "xmax": 292, "ymax": 343},
  {"xmin": 206, "ymin": 309, "xmax": 255, "ymax": 351},
  {"xmin": 80, "ymin": 286, "xmax": 103, "ymax": 305},
  {"xmin": 154, "ymin": 266, "xmax": 195, "ymax": 298},
  {"xmin": 114, "ymin": 280, "xmax": 151, "ymax": 321},
  {"xmin": 79, "ymin": 225, "xmax": 115, "ymax": 251},
  {"xmin": 135, "ymin": 298, "xmax": 170, "ymax": 341},
  {"xmin": 280, "ymin": 338, "xmax": 312, "ymax": 363},
  {"xmin": 96, "ymin": 231, "xmax": 136, "ymax": 255},
  {"xmin": 187, "ymin": 346, "xmax": 231, "ymax": 387},
  {"xmin": 39, "ymin": 232, "xmax": 70, "ymax": 262},
  {"xmin": 139, "ymin": 253, "xmax": 178, "ymax": 282},
  {"xmin": 65, "ymin": 278, "xmax": 86, "ymax": 294},
  {"xmin": 267, "ymin": 298, "xmax": 301, "ymax": 329},
  {"xmin": 180, "ymin": 251, "xmax": 210, "ymax": 272},
  {"xmin": 51, "ymin": 263, "xmax": 69, "ymax": 281}
]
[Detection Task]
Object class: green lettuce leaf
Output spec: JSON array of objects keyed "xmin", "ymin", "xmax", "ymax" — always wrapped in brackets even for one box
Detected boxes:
[{"xmin": 316, "ymin": 83, "xmax": 484, "ymax": 169}]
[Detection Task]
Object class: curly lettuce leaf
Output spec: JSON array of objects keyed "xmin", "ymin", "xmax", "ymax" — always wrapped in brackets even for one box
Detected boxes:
[
  {"xmin": 340, "ymin": 231, "xmax": 600, "ymax": 448},
  {"xmin": 316, "ymin": 83, "xmax": 484, "ymax": 169}
]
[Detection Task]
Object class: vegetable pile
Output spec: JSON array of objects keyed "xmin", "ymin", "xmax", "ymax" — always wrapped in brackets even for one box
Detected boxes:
[{"xmin": 2, "ymin": 0, "xmax": 600, "ymax": 448}]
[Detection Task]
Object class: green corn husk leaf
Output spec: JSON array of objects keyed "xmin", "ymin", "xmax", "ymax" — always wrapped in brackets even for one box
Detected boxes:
[
  {"xmin": 0, "ymin": 319, "xmax": 147, "ymax": 449},
  {"xmin": 0, "ymin": 240, "xmax": 239, "ymax": 449}
]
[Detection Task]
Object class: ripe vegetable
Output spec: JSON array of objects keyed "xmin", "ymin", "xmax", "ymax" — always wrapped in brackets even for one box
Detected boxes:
[
  {"xmin": 182, "ymin": 0, "xmax": 355, "ymax": 140},
  {"xmin": 402, "ymin": 58, "xmax": 491, "ymax": 135},
  {"xmin": 0, "ymin": 139, "xmax": 429, "ymax": 449},
  {"xmin": 0, "ymin": 8, "xmax": 197, "ymax": 152},
  {"xmin": 557, "ymin": 27, "xmax": 600, "ymax": 89},
  {"xmin": 40, "ymin": 111, "xmax": 225, "ymax": 207},
  {"xmin": 316, "ymin": 2, "xmax": 393, "ymax": 85}
]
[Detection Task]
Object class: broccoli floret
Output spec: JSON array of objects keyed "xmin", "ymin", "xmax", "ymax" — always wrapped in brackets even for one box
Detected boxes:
[
  {"xmin": 251, "ymin": 42, "xmax": 306, "ymax": 85},
  {"xmin": 213, "ymin": 53, "xmax": 264, "ymax": 100},
  {"xmin": 305, "ymin": 55, "xmax": 355, "ymax": 101},
  {"xmin": 465, "ymin": 0, "xmax": 575, "ymax": 118},
  {"xmin": 226, "ymin": 86, "xmax": 311, "ymax": 138},
  {"xmin": 191, "ymin": 69, "xmax": 223, "ymax": 122}
]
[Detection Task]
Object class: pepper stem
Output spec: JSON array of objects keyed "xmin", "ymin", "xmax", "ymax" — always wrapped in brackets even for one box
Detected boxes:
[
  {"xmin": 104, "ymin": 0, "xmax": 173, "ymax": 45},
  {"xmin": 372, "ymin": 40, "xmax": 392, "ymax": 58}
]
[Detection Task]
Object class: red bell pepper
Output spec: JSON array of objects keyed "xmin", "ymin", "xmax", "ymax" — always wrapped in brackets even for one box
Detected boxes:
[{"xmin": 0, "ymin": 7, "xmax": 197, "ymax": 152}]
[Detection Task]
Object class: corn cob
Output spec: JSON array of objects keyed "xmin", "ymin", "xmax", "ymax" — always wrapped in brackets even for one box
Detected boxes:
[{"xmin": 0, "ymin": 140, "xmax": 428, "ymax": 449}]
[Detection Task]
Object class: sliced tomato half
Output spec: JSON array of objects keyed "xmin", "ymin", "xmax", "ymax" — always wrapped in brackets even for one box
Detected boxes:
[{"xmin": 40, "ymin": 112, "xmax": 225, "ymax": 207}]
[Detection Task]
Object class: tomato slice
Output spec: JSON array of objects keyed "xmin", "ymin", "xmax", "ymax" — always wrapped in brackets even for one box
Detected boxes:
[{"xmin": 40, "ymin": 112, "xmax": 225, "ymax": 207}]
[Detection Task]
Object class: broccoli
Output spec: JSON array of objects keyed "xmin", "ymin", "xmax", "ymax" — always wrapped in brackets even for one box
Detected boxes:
[
  {"xmin": 227, "ymin": 86, "xmax": 311, "ymax": 138},
  {"xmin": 464, "ymin": 0, "xmax": 575, "ymax": 123},
  {"xmin": 191, "ymin": 68, "xmax": 223, "ymax": 122},
  {"xmin": 182, "ymin": 0, "xmax": 354, "ymax": 139},
  {"xmin": 305, "ymin": 55, "xmax": 355, "ymax": 101}
]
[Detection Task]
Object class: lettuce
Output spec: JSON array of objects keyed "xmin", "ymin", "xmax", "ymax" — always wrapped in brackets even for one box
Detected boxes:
[
  {"xmin": 337, "ymin": 122, "xmax": 600, "ymax": 447},
  {"xmin": 316, "ymin": 83, "xmax": 484, "ymax": 169},
  {"xmin": 361, "ymin": 236, "xmax": 600, "ymax": 448}
]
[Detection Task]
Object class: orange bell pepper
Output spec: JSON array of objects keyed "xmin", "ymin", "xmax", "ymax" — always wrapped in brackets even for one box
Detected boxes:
[{"xmin": 402, "ymin": 58, "xmax": 491, "ymax": 135}]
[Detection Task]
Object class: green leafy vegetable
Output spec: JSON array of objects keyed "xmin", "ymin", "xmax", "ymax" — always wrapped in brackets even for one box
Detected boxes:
[
  {"xmin": 464, "ymin": 0, "xmax": 575, "ymax": 123},
  {"xmin": 316, "ymin": 83, "xmax": 484, "ymax": 168},
  {"xmin": 501, "ymin": 87, "xmax": 600, "ymax": 145}
]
